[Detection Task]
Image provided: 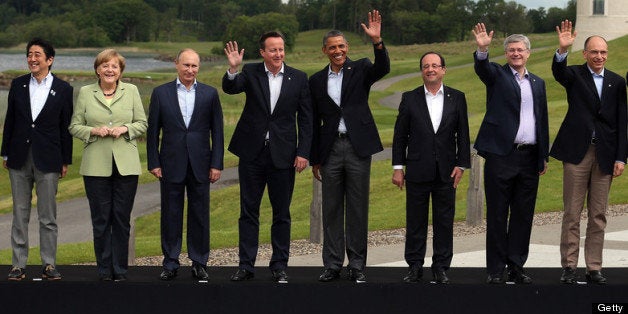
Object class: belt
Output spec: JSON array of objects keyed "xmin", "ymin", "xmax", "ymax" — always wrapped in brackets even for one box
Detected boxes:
[
  {"xmin": 337, "ymin": 132, "xmax": 348, "ymax": 139},
  {"xmin": 514, "ymin": 143, "xmax": 537, "ymax": 151}
]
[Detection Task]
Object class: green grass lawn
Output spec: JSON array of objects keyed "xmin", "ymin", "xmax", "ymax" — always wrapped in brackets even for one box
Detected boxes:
[{"xmin": 1, "ymin": 31, "xmax": 628, "ymax": 264}]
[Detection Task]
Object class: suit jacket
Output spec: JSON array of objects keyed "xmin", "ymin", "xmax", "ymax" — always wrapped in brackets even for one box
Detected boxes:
[
  {"xmin": 146, "ymin": 80, "xmax": 224, "ymax": 183},
  {"xmin": 473, "ymin": 52, "xmax": 549, "ymax": 172},
  {"xmin": 550, "ymin": 58, "xmax": 627, "ymax": 175},
  {"xmin": 310, "ymin": 45, "xmax": 390, "ymax": 165},
  {"xmin": 69, "ymin": 81, "xmax": 147, "ymax": 176},
  {"xmin": 392, "ymin": 86, "xmax": 471, "ymax": 183},
  {"xmin": 223, "ymin": 63, "xmax": 312, "ymax": 169},
  {"xmin": 1, "ymin": 73, "xmax": 73, "ymax": 173}
]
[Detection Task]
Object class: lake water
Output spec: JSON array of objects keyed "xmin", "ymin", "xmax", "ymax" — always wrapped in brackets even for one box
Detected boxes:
[
  {"xmin": 0, "ymin": 53, "xmax": 172, "ymax": 125},
  {"xmin": 0, "ymin": 53, "xmax": 173, "ymax": 72}
]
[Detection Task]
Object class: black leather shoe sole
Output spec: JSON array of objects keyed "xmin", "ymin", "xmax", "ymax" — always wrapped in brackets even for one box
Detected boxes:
[
  {"xmin": 318, "ymin": 269, "xmax": 340, "ymax": 282},
  {"xmin": 231, "ymin": 269, "xmax": 254, "ymax": 281},
  {"xmin": 159, "ymin": 270, "xmax": 177, "ymax": 281},
  {"xmin": 487, "ymin": 275, "xmax": 504, "ymax": 284}
]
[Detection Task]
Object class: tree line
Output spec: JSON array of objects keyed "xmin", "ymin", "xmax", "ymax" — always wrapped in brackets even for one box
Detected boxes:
[{"xmin": 0, "ymin": 0, "xmax": 575, "ymax": 57}]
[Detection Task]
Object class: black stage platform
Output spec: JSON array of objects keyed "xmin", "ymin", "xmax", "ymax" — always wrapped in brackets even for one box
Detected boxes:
[{"xmin": 1, "ymin": 266, "xmax": 627, "ymax": 314}]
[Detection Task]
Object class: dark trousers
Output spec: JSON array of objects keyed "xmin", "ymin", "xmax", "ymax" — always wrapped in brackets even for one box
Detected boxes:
[
  {"xmin": 320, "ymin": 137, "xmax": 372, "ymax": 271},
  {"xmin": 404, "ymin": 174, "xmax": 455, "ymax": 271},
  {"xmin": 484, "ymin": 147, "xmax": 539, "ymax": 275},
  {"xmin": 83, "ymin": 162, "xmax": 138, "ymax": 276},
  {"xmin": 237, "ymin": 145, "xmax": 295, "ymax": 272},
  {"xmin": 160, "ymin": 163, "xmax": 210, "ymax": 271}
]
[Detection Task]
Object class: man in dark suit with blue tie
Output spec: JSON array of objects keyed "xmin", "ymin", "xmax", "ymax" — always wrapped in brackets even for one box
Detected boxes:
[
  {"xmin": 1, "ymin": 38, "xmax": 73, "ymax": 281},
  {"xmin": 392, "ymin": 52, "xmax": 470, "ymax": 284},
  {"xmin": 552, "ymin": 21, "xmax": 627, "ymax": 285},
  {"xmin": 222, "ymin": 32, "xmax": 312, "ymax": 283},
  {"xmin": 472, "ymin": 23, "xmax": 549, "ymax": 284},
  {"xmin": 310, "ymin": 10, "xmax": 389, "ymax": 283},
  {"xmin": 147, "ymin": 49, "xmax": 224, "ymax": 281}
]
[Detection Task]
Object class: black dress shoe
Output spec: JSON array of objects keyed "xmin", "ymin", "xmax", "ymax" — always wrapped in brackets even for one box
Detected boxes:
[
  {"xmin": 508, "ymin": 268, "xmax": 532, "ymax": 284},
  {"xmin": 113, "ymin": 274, "xmax": 127, "ymax": 282},
  {"xmin": 403, "ymin": 267, "xmax": 423, "ymax": 283},
  {"xmin": 433, "ymin": 270, "xmax": 449, "ymax": 284},
  {"xmin": 318, "ymin": 268, "xmax": 340, "ymax": 282},
  {"xmin": 99, "ymin": 273, "xmax": 113, "ymax": 281},
  {"xmin": 271, "ymin": 270, "xmax": 288, "ymax": 283},
  {"xmin": 586, "ymin": 270, "xmax": 607, "ymax": 285},
  {"xmin": 348, "ymin": 268, "xmax": 366, "ymax": 283},
  {"xmin": 192, "ymin": 264, "xmax": 209, "ymax": 280},
  {"xmin": 231, "ymin": 268, "xmax": 254, "ymax": 281},
  {"xmin": 486, "ymin": 274, "xmax": 504, "ymax": 284},
  {"xmin": 159, "ymin": 269, "xmax": 177, "ymax": 281},
  {"xmin": 560, "ymin": 267, "xmax": 577, "ymax": 284}
]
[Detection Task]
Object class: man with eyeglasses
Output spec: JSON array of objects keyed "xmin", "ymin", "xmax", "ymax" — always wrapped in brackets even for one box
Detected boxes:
[
  {"xmin": 551, "ymin": 20, "xmax": 627, "ymax": 285},
  {"xmin": 392, "ymin": 52, "xmax": 470, "ymax": 284},
  {"xmin": 471, "ymin": 23, "xmax": 549, "ymax": 284}
]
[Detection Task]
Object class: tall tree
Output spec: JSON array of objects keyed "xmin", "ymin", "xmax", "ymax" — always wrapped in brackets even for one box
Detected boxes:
[
  {"xmin": 94, "ymin": 0, "xmax": 156, "ymax": 43},
  {"xmin": 224, "ymin": 12, "xmax": 299, "ymax": 59},
  {"xmin": 495, "ymin": 1, "xmax": 531, "ymax": 36}
]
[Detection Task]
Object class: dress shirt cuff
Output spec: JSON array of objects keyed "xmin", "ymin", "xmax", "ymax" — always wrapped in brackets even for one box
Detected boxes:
[
  {"xmin": 555, "ymin": 49, "xmax": 568, "ymax": 62},
  {"xmin": 393, "ymin": 165, "xmax": 404, "ymax": 170},
  {"xmin": 226, "ymin": 70, "xmax": 238, "ymax": 80},
  {"xmin": 457, "ymin": 166, "xmax": 466, "ymax": 171},
  {"xmin": 2, "ymin": 156, "xmax": 7, "ymax": 161},
  {"xmin": 615, "ymin": 161, "xmax": 626, "ymax": 165},
  {"xmin": 476, "ymin": 50, "xmax": 488, "ymax": 60}
]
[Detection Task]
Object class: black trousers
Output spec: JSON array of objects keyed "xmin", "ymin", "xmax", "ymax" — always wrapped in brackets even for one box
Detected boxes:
[
  {"xmin": 404, "ymin": 174, "xmax": 455, "ymax": 272},
  {"xmin": 484, "ymin": 147, "xmax": 539, "ymax": 275},
  {"xmin": 237, "ymin": 144, "xmax": 295, "ymax": 272},
  {"xmin": 160, "ymin": 163, "xmax": 210, "ymax": 271},
  {"xmin": 83, "ymin": 162, "xmax": 138, "ymax": 276}
]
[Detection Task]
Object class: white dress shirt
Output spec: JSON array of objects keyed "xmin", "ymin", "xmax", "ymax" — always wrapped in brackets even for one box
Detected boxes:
[
  {"xmin": 327, "ymin": 67, "xmax": 347, "ymax": 133},
  {"xmin": 29, "ymin": 72, "xmax": 53, "ymax": 121},
  {"xmin": 176, "ymin": 78, "xmax": 196, "ymax": 127}
]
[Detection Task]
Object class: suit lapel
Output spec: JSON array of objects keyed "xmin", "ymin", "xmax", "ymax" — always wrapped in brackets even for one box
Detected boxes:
[
  {"xmin": 339, "ymin": 59, "xmax": 354, "ymax": 106},
  {"xmin": 438, "ymin": 87, "xmax": 456, "ymax": 134},
  {"xmin": 579, "ymin": 65, "xmax": 602, "ymax": 111},
  {"xmin": 275, "ymin": 66, "xmax": 293, "ymax": 116},
  {"xmin": 503, "ymin": 64, "xmax": 521, "ymax": 109},
  {"xmin": 167, "ymin": 80, "xmax": 187, "ymax": 128},
  {"xmin": 18, "ymin": 76, "xmax": 34, "ymax": 122},
  {"xmin": 189, "ymin": 84, "xmax": 203, "ymax": 126},
  {"xmin": 600, "ymin": 73, "xmax": 614, "ymax": 105},
  {"xmin": 416, "ymin": 86, "xmax": 436, "ymax": 134},
  {"xmin": 255, "ymin": 63, "xmax": 271, "ymax": 115}
]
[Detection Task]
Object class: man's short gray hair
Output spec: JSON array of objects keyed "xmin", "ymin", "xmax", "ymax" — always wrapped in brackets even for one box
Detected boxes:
[{"xmin": 503, "ymin": 34, "xmax": 531, "ymax": 51}]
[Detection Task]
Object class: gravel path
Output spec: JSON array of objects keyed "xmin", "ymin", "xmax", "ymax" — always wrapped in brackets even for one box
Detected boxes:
[{"xmin": 133, "ymin": 204, "xmax": 628, "ymax": 266}]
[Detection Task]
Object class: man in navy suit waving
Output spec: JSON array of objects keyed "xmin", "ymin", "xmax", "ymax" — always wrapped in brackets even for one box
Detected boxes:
[
  {"xmin": 223, "ymin": 32, "xmax": 312, "ymax": 283},
  {"xmin": 309, "ymin": 10, "xmax": 390, "ymax": 283},
  {"xmin": 472, "ymin": 23, "xmax": 549, "ymax": 285},
  {"xmin": 1, "ymin": 38, "xmax": 73, "ymax": 281},
  {"xmin": 551, "ymin": 20, "xmax": 627, "ymax": 285}
]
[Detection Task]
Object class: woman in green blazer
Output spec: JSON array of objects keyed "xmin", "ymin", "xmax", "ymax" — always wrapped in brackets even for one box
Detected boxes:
[{"xmin": 69, "ymin": 49, "xmax": 147, "ymax": 281}]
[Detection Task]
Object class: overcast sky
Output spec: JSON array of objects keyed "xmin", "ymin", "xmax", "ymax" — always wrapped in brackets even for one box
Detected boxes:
[{"xmin": 515, "ymin": 0, "xmax": 570, "ymax": 10}]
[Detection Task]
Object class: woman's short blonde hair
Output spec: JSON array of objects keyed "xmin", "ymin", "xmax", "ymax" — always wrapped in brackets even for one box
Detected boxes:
[{"xmin": 94, "ymin": 48, "xmax": 126, "ymax": 77}]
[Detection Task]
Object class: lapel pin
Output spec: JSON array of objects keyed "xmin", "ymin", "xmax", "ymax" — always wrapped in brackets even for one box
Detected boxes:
[
  {"xmin": 23, "ymin": 84, "xmax": 26, "ymax": 88},
  {"xmin": 347, "ymin": 67, "xmax": 352, "ymax": 70},
  {"xmin": 288, "ymin": 77, "xmax": 291, "ymax": 80},
  {"xmin": 50, "ymin": 90, "xmax": 56, "ymax": 96}
]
